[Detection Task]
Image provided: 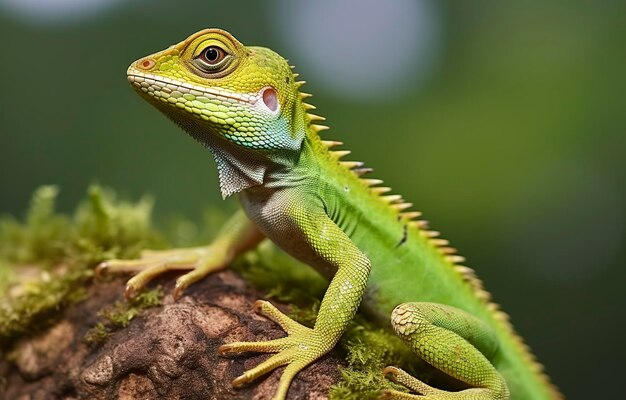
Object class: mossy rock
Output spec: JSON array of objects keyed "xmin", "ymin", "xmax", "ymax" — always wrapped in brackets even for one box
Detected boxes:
[{"xmin": 0, "ymin": 186, "xmax": 416, "ymax": 399}]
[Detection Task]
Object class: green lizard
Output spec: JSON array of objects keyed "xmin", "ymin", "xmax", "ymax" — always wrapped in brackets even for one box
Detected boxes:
[{"xmin": 98, "ymin": 29, "xmax": 562, "ymax": 400}]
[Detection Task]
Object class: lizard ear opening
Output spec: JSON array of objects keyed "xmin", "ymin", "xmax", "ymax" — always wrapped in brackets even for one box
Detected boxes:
[{"xmin": 262, "ymin": 87, "xmax": 279, "ymax": 112}]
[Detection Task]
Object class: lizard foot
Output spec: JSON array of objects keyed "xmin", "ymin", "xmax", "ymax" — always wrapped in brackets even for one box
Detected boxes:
[
  {"xmin": 96, "ymin": 245, "xmax": 231, "ymax": 300},
  {"xmin": 381, "ymin": 366, "xmax": 500, "ymax": 400},
  {"xmin": 219, "ymin": 300, "xmax": 328, "ymax": 400}
]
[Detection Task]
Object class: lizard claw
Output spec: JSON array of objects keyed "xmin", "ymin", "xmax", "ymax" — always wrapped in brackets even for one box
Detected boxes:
[
  {"xmin": 172, "ymin": 281, "xmax": 186, "ymax": 301},
  {"xmin": 94, "ymin": 262, "xmax": 109, "ymax": 279},
  {"xmin": 232, "ymin": 372, "xmax": 254, "ymax": 388},
  {"xmin": 124, "ymin": 282, "xmax": 139, "ymax": 300},
  {"xmin": 252, "ymin": 299, "xmax": 265, "ymax": 313},
  {"xmin": 382, "ymin": 366, "xmax": 403, "ymax": 380}
]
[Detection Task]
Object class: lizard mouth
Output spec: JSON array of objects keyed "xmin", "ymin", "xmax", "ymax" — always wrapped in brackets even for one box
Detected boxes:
[
  {"xmin": 127, "ymin": 67, "xmax": 282, "ymax": 121},
  {"xmin": 126, "ymin": 67, "xmax": 258, "ymax": 106}
]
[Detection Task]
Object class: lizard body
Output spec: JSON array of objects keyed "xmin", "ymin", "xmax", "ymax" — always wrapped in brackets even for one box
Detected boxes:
[{"xmin": 100, "ymin": 29, "xmax": 561, "ymax": 400}]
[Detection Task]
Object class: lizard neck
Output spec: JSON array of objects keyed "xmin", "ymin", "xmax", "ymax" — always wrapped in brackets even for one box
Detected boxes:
[
  {"xmin": 234, "ymin": 92, "xmax": 328, "ymax": 193},
  {"xmin": 153, "ymin": 95, "xmax": 306, "ymax": 198},
  {"xmin": 212, "ymin": 88, "xmax": 315, "ymax": 197}
]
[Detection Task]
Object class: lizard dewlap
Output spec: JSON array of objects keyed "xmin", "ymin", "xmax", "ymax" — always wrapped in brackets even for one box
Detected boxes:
[{"xmin": 100, "ymin": 28, "xmax": 562, "ymax": 400}]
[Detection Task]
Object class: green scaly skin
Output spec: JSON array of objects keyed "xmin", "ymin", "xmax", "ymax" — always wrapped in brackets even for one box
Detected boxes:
[{"xmin": 98, "ymin": 29, "xmax": 561, "ymax": 400}]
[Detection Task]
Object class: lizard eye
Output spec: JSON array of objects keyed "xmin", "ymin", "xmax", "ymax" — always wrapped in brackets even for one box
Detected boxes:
[
  {"xmin": 200, "ymin": 46, "xmax": 227, "ymax": 66},
  {"xmin": 191, "ymin": 43, "xmax": 236, "ymax": 76}
]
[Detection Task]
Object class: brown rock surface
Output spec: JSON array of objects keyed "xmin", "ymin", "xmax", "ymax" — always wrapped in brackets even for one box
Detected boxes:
[{"xmin": 1, "ymin": 271, "xmax": 343, "ymax": 400}]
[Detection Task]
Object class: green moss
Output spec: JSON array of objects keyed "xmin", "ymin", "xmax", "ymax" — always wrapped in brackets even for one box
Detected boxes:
[
  {"xmin": 0, "ymin": 266, "xmax": 90, "ymax": 348},
  {"xmin": 0, "ymin": 185, "xmax": 165, "ymax": 348},
  {"xmin": 84, "ymin": 322, "xmax": 109, "ymax": 344},
  {"xmin": 102, "ymin": 286, "xmax": 163, "ymax": 327},
  {"xmin": 84, "ymin": 287, "xmax": 163, "ymax": 345},
  {"xmin": 234, "ymin": 241, "xmax": 326, "ymax": 306},
  {"xmin": 71, "ymin": 185, "xmax": 166, "ymax": 264},
  {"xmin": 0, "ymin": 260, "xmax": 16, "ymax": 296},
  {"xmin": 0, "ymin": 186, "xmax": 70, "ymax": 266},
  {"xmin": 329, "ymin": 316, "xmax": 416, "ymax": 400}
]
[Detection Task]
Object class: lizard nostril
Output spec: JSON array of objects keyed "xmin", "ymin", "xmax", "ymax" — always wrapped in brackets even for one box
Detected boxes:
[
  {"xmin": 262, "ymin": 87, "xmax": 278, "ymax": 112},
  {"xmin": 138, "ymin": 58, "xmax": 156, "ymax": 70}
]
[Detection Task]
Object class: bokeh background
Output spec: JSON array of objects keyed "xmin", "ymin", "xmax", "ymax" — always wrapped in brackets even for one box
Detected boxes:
[{"xmin": 1, "ymin": 0, "xmax": 624, "ymax": 397}]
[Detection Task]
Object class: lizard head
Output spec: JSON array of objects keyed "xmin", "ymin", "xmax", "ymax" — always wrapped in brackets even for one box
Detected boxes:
[{"xmin": 127, "ymin": 28, "xmax": 306, "ymax": 153}]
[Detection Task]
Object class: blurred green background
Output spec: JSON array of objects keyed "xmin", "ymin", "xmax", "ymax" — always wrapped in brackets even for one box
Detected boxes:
[{"xmin": 0, "ymin": 0, "xmax": 624, "ymax": 398}]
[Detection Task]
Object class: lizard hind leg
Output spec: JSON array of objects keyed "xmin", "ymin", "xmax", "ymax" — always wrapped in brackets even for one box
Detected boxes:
[{"xmin": 382, "ymin": 302, "xmax": 509, "ymax": 400}]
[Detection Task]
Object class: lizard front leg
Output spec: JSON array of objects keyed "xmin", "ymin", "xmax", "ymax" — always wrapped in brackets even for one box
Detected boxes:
[
  {"xmin": 382, "ymin": 303, "xmax": 509, "ymax": 399},
  {"xmin": 97, "ymin": 209, "xmax": 264, "ymax": 298},
  {"xmin": 219, "ymin": 206, "xmax": 371, "ymax": 400}
]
